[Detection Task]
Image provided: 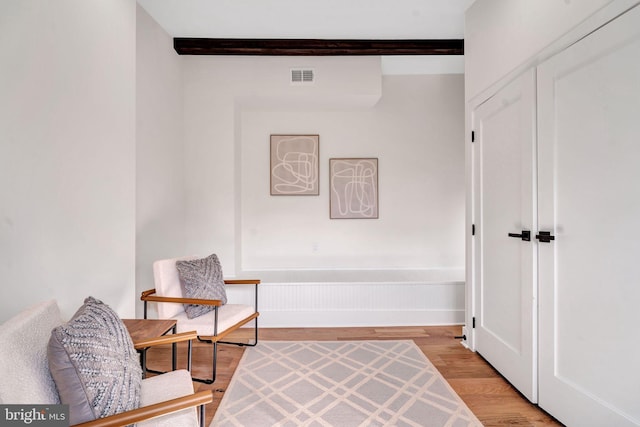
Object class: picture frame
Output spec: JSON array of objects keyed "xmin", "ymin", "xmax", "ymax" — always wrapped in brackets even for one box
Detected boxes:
[
  {"xmin": 329, "ymin": 158, "xmax": 378, "ymax": 219},
  {"xmin": 270, "ymin": 134, "xmax": 319, "ymax": 196}
]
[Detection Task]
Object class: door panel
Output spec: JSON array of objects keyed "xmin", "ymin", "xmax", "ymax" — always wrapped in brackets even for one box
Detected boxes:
[
  {"xmin": 537, "ymin": 5, "xmax": 640, "ymax": 426},
  {"xmin": 473, "ymin": 69, "xmax": 537, "ymax": 402}
]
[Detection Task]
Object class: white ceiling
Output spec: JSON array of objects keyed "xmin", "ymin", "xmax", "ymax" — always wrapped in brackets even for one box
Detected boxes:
[
  {"xmin": 136, "ymin": 0, "xmax": 472, "ymax": 39},
  {"xmin": 136, "ymin": 0, "xmax": 474, "ymax": 74}
]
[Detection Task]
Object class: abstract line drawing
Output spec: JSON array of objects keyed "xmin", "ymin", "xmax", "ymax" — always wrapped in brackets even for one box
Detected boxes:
[
  {"xmin": 270, "ymin": 135, "xmax": 319, "ymax": 195},
  {"xmin": 330, "ymin": 158, "xmax": 378, "ymax": 219}
]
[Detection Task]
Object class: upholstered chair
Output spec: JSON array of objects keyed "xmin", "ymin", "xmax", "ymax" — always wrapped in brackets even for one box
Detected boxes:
[
  {"xmin": 141, "ymin": 255, "xmax": 259, "ymax": 384},
  {"xmin": 0, "ymin": 299, "xmax": 212, "ymax": 427}
]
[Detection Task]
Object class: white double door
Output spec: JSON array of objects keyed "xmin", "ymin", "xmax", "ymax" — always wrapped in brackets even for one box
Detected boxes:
[{"xmin": 474, "ymin": 5, "xmax": 640, "ymax": 426}]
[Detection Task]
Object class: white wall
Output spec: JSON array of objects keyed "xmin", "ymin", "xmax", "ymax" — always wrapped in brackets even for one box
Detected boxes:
[
  {"xmin": 136, "ymin": 5, "xmax": 185, "ymax": 316},
  {"xmin": 465, "ymin": 0, "xmax": 619, "ymax": 101},
  {"xmin": 0, "ymin": 0, "xmax": 136, "ymax": 320},
  {"xmin": 179, "ymin": 57, "xmax": 466, "ymax": 326},
  {"xmin": 181, "ymin": 57, "xmax": 464, "ymax": 281},
  {"xmin": 182, "ymin": 56, "xmax": 384, "ymax": 275},
  {"xmin": 241, "ymin": 75, "xmax": 465, "ymax": 273}
]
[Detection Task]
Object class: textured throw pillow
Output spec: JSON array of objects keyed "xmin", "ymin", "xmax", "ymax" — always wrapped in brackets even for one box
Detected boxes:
[
  {"xmin": 48, "ymin": 297, "xmax": 142, "ymax": 425},
  {"xmin": 176, "ymin": 253, "xmax": 227, "ymax": 319}
]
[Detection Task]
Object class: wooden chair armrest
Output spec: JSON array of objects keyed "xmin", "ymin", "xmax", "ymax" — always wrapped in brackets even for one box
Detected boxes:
[
  {"xmin": 141, "ymin": 288, "xmax": 156, "ymax": 298},
  {"xmin": 224, "ymin": 279, "xmax": 260, "ymax": 285},
  {"xmin": 133, "ymin": 331, "xmax": 198, "ymax": 350},
  {"xmin": 141, "ymin": 293, "xmax": 222, "ymax": 307},
  {"xmin": 72, "ymin": 390, "xmax": 213, "ymax": 427}
]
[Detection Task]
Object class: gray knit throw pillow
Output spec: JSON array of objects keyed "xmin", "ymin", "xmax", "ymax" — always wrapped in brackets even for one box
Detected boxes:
[
  {"xmin": 48, "ymin": 297, "xmax": 142, "ymax": 425},
  {"xmin": 176, "ymin": 253, "xmax": 227, "ymax": 319}
]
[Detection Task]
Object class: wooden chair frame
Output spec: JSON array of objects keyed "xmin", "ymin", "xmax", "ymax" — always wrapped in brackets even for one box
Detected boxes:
[
  {"xmin": 141, "ymin": 279, "xmax": 260, "ymax": 384},
  {"xmin": 74, "ymin": 391, "xmax": 212, "ymax": 427}
]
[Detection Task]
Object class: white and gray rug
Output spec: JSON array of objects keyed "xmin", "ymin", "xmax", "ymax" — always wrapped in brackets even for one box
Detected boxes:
[{"xmin": 211, "ymin": 340, "xmax": 483, "ymax": 427}]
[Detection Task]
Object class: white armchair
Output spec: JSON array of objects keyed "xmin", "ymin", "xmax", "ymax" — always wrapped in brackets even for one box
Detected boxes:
[
  {"xmin": 141, "ymin": 255, "xmax": 259, "ymax": 384},
  {"xmin": 0, "ymin": 299, "xmax": 212, "ymax": 427}
]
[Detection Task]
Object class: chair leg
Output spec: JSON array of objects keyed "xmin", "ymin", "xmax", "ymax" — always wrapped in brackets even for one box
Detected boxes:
[
  {"xmin": 191, "ymin": 338, "xmax": 215, "ymax": 384},
  {"xmin": 212, "ymin": 341, "xmax": 218, "ymax": 383},
  {"xmin": 199, "ymin": 403, "xmax": 206, "ymax": 427},
  {"xmin": 192, "ymin": 319, "xmax": 259, "ymax": 384},
  {"xmin": 187, "ymin": 339, "xmax": 192, "ymax": 372},
  {"xmin": 218, "ymin": 317, "xmax": 259, "ymax": 347}
]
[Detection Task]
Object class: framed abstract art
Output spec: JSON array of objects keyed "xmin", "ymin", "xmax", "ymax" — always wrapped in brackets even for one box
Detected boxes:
[
  {"xmin": 329, "ymin": 158, "xmax": 378, "ymax": 219},
  {"xmin": 270, "ymin": 135, "xmax": 319, "ymax": 196}
]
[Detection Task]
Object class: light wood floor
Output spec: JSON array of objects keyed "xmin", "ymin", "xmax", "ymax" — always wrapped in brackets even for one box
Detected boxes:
[{"xmin": 144, "ymin": 326, "xmax": 563, "ymax": 426}]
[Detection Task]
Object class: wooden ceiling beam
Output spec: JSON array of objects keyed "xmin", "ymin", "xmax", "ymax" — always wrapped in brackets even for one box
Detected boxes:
[{"xmin": 173, "ymin": 38, "xmax": 464, "ymax": 56}]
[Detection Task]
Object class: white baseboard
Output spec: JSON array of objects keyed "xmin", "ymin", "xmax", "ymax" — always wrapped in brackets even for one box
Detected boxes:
[
  {"xmin": 259, "ymin": 309, "xmax": 465, "ymax": 328},
  {"xmin": 228, "ymin": 276, "xmax": 465, "ymax": 328}
]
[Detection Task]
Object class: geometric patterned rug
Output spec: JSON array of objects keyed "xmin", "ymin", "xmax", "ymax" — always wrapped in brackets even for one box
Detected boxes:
[{"xmin": 211, "ymin": 341, "xmax": 483, "ymax": 426}]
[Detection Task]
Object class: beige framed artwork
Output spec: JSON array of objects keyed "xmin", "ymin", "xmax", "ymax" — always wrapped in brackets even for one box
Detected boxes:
[
  {"xmin": 270, "ymin": 134, "xmax": 319, "ymax": 195},
  {"xmin": 329, "ymin": 158, "xmax": 378, "ymax": 219}
]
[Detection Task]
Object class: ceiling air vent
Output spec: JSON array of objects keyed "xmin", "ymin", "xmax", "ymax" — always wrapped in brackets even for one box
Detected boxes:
[{"xmin": 291, "ymin": 68, "xmax": 314, "ymax": 84}]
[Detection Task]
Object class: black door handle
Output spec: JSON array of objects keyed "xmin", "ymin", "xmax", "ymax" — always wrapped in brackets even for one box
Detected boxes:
[
  {"xmin": 508, "ymin": 230, "xmax": 531, "ymax": 241},
  {"xmin": 536, "ymin": 231, "xmax": 555, "ymax": 243}
]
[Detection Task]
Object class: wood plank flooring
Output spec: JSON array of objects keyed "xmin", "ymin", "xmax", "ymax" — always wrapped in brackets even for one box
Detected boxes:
[{"xmin": 144, "ymin": 326, "xmax": 563, "ymax": 426}]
